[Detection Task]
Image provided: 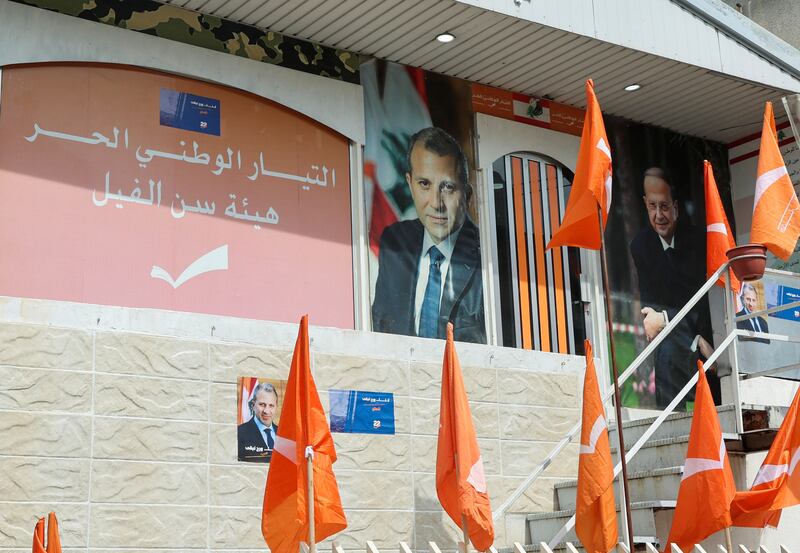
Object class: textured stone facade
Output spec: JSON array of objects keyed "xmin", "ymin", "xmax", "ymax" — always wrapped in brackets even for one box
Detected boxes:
[{"xmin": 0, "ymin": 302, "xmax": 583, "ymax": 551}]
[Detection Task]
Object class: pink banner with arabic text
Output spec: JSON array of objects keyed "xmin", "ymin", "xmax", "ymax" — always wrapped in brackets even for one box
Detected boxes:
[{"xmin": 0, "ymin": 64, "xmax": 354, "ymax": 328}]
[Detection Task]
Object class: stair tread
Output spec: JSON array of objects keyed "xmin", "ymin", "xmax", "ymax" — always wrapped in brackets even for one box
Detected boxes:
[
  {"xmin": 553, "ymin": 466, "xmax": 683, "ymax": 489},
  {"xmin": 525, "ymin": 500, "xmax": 676, "ymax": 521},
  {"xmin": 609, "ymin": 404, "xmax": 735, "ymax": 432}
]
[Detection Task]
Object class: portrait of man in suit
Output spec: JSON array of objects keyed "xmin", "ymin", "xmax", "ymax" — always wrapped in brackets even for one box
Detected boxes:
[
  {"xmin": 371, "ymin": 126, "xmax": 486, "ymax": 343},
  {"xmin": 630, "ymin": 167, "xmax": 719, "ymax": 408},
  {"xmin": 237, "ymin": 382, "xmax": 279, "ymax": 462},
  {"xmin": 737, "ymin": 282, "xmax": 770, "ymax": 344}
]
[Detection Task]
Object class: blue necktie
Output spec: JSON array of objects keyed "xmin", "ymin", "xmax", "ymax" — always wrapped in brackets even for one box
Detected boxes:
[
  {"xmin": 419, "ymin": 246, "xmax": 444, "ymax": 338},
  {"xmin": 264, "ymin": 427, "xmax": 274, "ymax": 449}
]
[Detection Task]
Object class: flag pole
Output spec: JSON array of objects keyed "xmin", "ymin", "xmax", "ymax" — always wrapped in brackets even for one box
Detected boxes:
[
  {"xmin": 454, "ymin": 452, "xmax": 470, "ymax": 553},
  {"xmin": 596, "ymin": 205, "xmax": 635, "ymax": 548},
  {"xmin": 307, "ymin": 451, "xmax": 316, "ymax": 553}
]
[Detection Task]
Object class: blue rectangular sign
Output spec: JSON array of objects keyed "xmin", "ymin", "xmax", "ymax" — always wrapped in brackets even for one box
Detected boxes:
[
  {"xmin": 159, "ymin": 88, "xmax": 220, "ymax": 136},
  {"xmin": 329, "ymin": 389, "xmax": 395, "ymax": 435},
  {"xmin": 771, "ymin": 285, "xmax": 800, "ymax": 322}
]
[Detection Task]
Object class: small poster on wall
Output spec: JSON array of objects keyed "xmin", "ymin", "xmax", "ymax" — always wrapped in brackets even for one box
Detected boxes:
[
  {"xmin": 237, "ymin": 376, "xmax": 287, "ymax": 463},
  {"xmin": 329, "ymin": 389, "xmax": 395, "ymax": 435}
]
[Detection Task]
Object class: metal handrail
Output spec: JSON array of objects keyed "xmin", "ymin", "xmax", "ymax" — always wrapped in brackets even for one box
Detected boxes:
[
  {"xmin": 491, "ymin": 261, "xmax": 731, "ymax": 521},
  {"xmin": 547, "ymin": 328, "xmax": 740, "ymax": 547}
]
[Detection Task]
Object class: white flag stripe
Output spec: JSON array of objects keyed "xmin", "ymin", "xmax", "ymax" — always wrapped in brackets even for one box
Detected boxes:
[
  {"xmin": 604, "ymin": 173, "xmax": 613, "ymax": 213},
  {"xmin": 596, "ymin": 137, "xmax": 611, "ymax": 159},
  {"xmin": 274, "ymin": 436, "xmax": 298, "ymax": 464},
  {"xmin": 752, "ymin": 447, "xmax": 800, "ymax": 487},
  {"xmin": 706, "ymin": 222, "xmax": 727, "ymax": 235},
  {"xmin": 754, "ymin": 166, "xmax": 789, "ymax": 211},
  {"xmin": 466, "ymin": 456, "xmax": 488, "ymax": 494},
  {"xmin": 579, "ymin": 414, "xmax": 607, "ymax": 455},
  {"xmin": 682, "ymin": 438, "xmax": 725, "ymax": 481}
]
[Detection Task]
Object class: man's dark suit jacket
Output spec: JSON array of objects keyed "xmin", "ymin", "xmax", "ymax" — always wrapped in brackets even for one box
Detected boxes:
[
  {"xmin": 630, "ymin": 223, "xmax": 719, "ymax": 408},
  {"xmin": 372, "ymin": 218, "xmax": 486, "ymax": 344},
  {"xmin": 736, "ymin": 309, "xmax": 770, "ymax": 344},
  {"xmin": 237, "ymin": 418, "xmax": 277, "ymax": 462}
]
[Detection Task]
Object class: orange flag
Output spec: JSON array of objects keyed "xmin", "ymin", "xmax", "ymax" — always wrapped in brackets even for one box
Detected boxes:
[
  {"xmin": 730, "ymin": 385, "xmax": 800, "ymax": 528},
  {"xmin": 262, "ymin": 315, "xmax": 347, "ymax": 553},
  {"xmin": 665, "ymin": 361, "xmax": 735, "ymax": 551},
  {"xmin": 751, "ymin": 102, "xmax": 800, "ymax": 260},
  {"xmin": 45, "ymin": 512, "xmax": 62, "ymax": 553},
  {"xmin": 704, "ymin": 160, "xmax": 740, "ymax": 294},
  {"xmin": 436, "ymin": 323, "xmax": 494, "ymax": 551},
  {"xmin": 575, "ymin": 340, "xmax": 618, "ymax": 553},
  {"xmin": 32, "ymin": 517, "xmax": 46, "ymax": 553},
  {"xmin": 547, "ymin": 79, "xmax": 612, "ymax": 250}
]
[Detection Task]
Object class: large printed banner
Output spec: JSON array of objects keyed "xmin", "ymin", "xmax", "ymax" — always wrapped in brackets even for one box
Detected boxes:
[{"xmin": 0, "ymin": 65, "xmax": 354, "ymax": 326}]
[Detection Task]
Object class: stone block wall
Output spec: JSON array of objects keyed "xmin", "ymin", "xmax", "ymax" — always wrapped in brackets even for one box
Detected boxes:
[{"xmin": 0, "ymin": 298, "xmax": 585, "ymax": 552}]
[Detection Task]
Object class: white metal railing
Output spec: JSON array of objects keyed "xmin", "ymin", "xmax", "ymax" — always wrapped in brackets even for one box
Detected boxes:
[
  {"xmin": 494, "ymin": 257, "xmax": 800, "ymax": 549},
  {"xmin": 493, "ymin": 262, "xmax": 731, "ymax": 522},
  {"xmin": 322, "ymin": 539, "xmax": 794, "ymax": 553}
]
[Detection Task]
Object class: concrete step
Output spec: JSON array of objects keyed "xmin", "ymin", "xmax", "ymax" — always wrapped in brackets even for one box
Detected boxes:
[
  {"xmin": 609, "ymin": 404, "xmax": 736, "ymax": 446},
  {"xmin": 526, "ymin": 501, "xmax": 674, "ymax": 546},
  {"xmin": 554, "ymin": 467, "xmax": 682, "ymax": 511},
  {"xmin": 610, "ymin": 435, "xmax": 689, "ymax": 473}
]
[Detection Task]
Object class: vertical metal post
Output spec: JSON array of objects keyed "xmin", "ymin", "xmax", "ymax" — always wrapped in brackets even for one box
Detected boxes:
[
  {"xmin": 724, "ymin": 270, "xmax": 744, "ymax": 434},
  {"xmin": 596, "ymin": 206, "xmax": 635, "ymax": 548}
]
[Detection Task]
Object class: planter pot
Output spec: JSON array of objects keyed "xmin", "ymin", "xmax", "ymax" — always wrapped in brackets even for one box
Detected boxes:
[{"xmin": 726, "ymin": 243, "xmax": 767, "ymax": 281}]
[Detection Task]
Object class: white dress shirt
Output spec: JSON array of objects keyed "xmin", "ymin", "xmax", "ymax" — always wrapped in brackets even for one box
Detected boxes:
[{"xmin": 413, "ymin": 227, "xmax": 461, "ymax": 335}]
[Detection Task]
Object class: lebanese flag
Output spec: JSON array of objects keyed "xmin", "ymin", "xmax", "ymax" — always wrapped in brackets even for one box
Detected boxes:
[
  {"xmin": 665, "ymin": 361, "xmax": 736, "ymax": 551},
  {"xmin": 730, "ymin": 386, "xmax": 800, "ymax": 528},
  {"xmin": 436, "ymin": 323, "xmax": 494, "ymax": 551},
  {"xmin": 261, "ymin": 315, "xmax": 347, "ymax": 553},
  {"xmin": 239, "ymin": 376, "xmax": 258, "ymax": 425},
  {"xmin": 704, "ymin": 160, "xmax": 740, "ymax": 293},
  {"xmin": 32, "ymin": 517, "xmax": 46, "ymax": 553},
  {"xmin": 46, "ymin": 512, "xmax": 62, "ymax": 553},
  {"xmin": 750, "ymin": 102, "xmax": 800, "ymax": 260},
  {"xmin": 547, "ymin": 79, "xmax": 612, "ymax": 250},
  {"xmin": 575, "ymin": 339, "xmax": 618, "ymax": 553}
]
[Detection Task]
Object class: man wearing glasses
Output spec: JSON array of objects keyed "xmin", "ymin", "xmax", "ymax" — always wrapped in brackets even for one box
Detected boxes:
[{"xmin": 630, "ymin": 167, "xmax": 718, "ymax": 408}]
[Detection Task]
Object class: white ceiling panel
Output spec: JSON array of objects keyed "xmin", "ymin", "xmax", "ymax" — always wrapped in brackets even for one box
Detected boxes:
[{"xmin": 163, "ymin": 0, "xmax": 800, "ymax": 142}]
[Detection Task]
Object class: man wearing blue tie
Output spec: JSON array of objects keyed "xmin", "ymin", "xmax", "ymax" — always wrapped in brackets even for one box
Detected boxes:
[
  {"xmin": 237, "ymin": 382, "xmax": 279, "ymax": 462},
  {"xmin": 371, "ymin": 127, "xmax": 486, "ymax": 343},
  {"xmin": 736, "ymin": 283, "xmax": 771, "ymax": 344}
]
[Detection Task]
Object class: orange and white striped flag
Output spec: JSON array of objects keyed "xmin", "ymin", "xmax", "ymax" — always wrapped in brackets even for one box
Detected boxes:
[
  {"xmin": 547, "ymin": 79, "xmax": 612, "ymax": 250},
  {"xmin": 751, "ymin": 102, "xmax": 800, "ymax": 260},
  {"xmin": 436, "ymin": 323, "xmax": 494, "ymax": 551},
  {"xmin": 262, "ymin": 315, "xmax": 347, "ymax": 553},
  {"xmin": 46, "ymin": 512, "xmax": 62, "ymax": 553},
  {"xmin": 730, "ymin": 385, "xmax": 800, "ymax": 528},
  {"xmin": 666, "ymin": 361, "xmax": 735, "ymax": 551},
  {"xmin": 704, "ymin": 160, "xmax": 739, "ymax": 293},
  {"xmin": 575, "ymin": 339, "xmax": 618, "ymax": 553},
  {"xmin": 32, "ymin": 517, "xmax": 46, "ymax": 553}
]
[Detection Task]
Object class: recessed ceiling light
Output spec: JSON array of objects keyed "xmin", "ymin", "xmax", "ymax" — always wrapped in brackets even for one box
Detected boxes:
[
  {"xmin": 624, "ymin": 83, "xmax": 642, "ymax": 92},
  {"xmin": 436, "ymin": 32, "xmax": 455, "ymax": 43}
]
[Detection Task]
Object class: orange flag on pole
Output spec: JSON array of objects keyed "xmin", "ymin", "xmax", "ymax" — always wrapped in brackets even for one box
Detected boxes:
[
  {"xmin": 45, "ymin": 512, "xmax": 62, "ymax": 553},
  {"xmin": 32, "ymin": 517, "xmax": 46, "ymax": 553},
  {"xmin": 751, "ymin": 102, "xmax": 800, "ymax": 260},
  {"xmin": 436, "ymin": 323, "xmax": 494, "ymax": 551},
  {"xmin": 575, "ymin": 339, "xmax": 618, "ymax": 553},
  {"xmin": 547, "ymin": 79, "xmax": 612, "ymax": 250},
  {"xmin": 665, "ymin": 361, "xmax": 736, "ymax": 551},
  {"xmin": 262, "ymin": 315, "xmax": 347, "ymax": 553},
  {"xmin": 730, "ymin": 386, "xmax": 800, "ymax": 528},
  {"xmin": 704, "ymin": 160, "xmax": 740, "ymax": 294}
]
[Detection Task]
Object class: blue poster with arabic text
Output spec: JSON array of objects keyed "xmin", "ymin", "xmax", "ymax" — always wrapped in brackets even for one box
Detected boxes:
[{"xmin": 329, "ymin": 389, "xmax": 395, "ymax": 435}]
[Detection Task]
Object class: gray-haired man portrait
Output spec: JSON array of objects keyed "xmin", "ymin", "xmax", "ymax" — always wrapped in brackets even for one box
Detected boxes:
[{"xmin": 237, "ymin": 382, "xmax": 279, "ymax": 462}]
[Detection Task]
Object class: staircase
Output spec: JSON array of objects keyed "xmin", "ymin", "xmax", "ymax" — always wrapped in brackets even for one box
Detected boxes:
[{"xmin": 523, "ymin": 405, "xmax": 740, "ymax": 550}]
